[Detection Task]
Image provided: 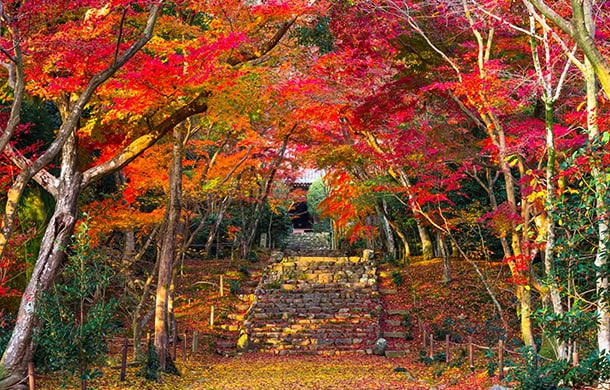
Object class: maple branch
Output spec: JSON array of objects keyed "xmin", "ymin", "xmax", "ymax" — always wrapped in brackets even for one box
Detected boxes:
[
  {"xmin": 82, "ymin": 92, "xmax": 210, "ymax": 186},
  {"xmin": 4, "ymin": 145, "xmax": 59, "ymax": 198},
  {"xmin": 7, "ymin": 2, "xmax": 163, "ymax": 196},
  {"xmin": 471, "ymin": 2, "xmax": 542, "ymax": 39},
  {"xmin": 0, "ymin": 4, "xmax": 163, "ymax": 266},
  {"xmin": 226, "ymin": 17, "xmax": 298, "ymax": 66},
  {"xmin": 113, "ymin": 7, "xmax": 129, "ymax": 68},
  {"xmin": 0, "ymin": 23, "xmax": 25, "ymax": 155},
  {"xmin": 386, "ymin": 1, "xmax": 463, "ymax": 81},
  {"xmin": 524, "ymin": 0, "xmax": 573, "ymax": 37},
  {"xmin": 217, "ymin": 146, "xmax": 253, "ymax": 188},
  {"xmin": 526, "ymin": 0, "xmax": 610, "ymax": 97}
]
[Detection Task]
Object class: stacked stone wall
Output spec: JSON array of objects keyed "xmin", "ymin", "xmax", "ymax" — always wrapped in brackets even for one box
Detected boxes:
[{"xmin": 243, "ymin": 253, "xmax": 381, "ymax": 354}]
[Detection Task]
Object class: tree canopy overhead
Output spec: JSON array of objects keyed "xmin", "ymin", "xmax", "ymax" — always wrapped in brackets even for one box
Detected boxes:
[{"xmin": 1, "ymin": 0, "xmax": 610, "ymax": 388}]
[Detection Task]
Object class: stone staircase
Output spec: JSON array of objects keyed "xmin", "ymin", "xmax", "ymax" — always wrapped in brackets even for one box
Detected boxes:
[
  {"xmin": 241, "ymin": 251, "xmax": 382, "ymax": 355},
  {"xmin": 284, "ymin": 231, "xmax": 332, "ymax": 252}
]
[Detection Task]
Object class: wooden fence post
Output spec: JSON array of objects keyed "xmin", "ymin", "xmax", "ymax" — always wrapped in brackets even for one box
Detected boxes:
[
  {"xmin": 429, "ymin": 334, "xmax": 434, "ymax": 359},
  {"xmin": 445, "ymin": 334, "xmax": 450, "ymax": 364},
  {"xmin": 220, "ymin": 275, "xmax": 224, "ymax": 297},
  {"xmin": 498, "ymin": 339, "xmax": 504, "ymax": 380},
  {"xmin": 183, "ymin": 331, "xmax": 188, "ymax": 362},
  {"xmin": 192, "ymin": 331, "xmax": 199, "ymax": 354},
  {"xmin": 120, "ymin": 337, "xmax": 128, "ymax": 381},
  {"xmin": 469, "ymin": 335, "xmax": 474, "ymax": 373},
  {"xmin": 28, "ymin": 362, "xmax": 36, "ymax": 390}
]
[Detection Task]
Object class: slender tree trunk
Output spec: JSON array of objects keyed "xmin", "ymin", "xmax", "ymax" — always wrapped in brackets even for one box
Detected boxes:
[
  {"xmin": 204, "ymin": 196, "xmax": 232, "ymax": 256},
  {"xmin": 586, "ymin": 57, "xmax": 610, "ymax": 360},
  {"xmin": 439, "ymin": 232, "xmax": 451, "ymax": 283},
  {"xmin": 387, "ymin": 218, "xmax": 411, "ymax": 259},
  {"xmin": 416, "ymin": 221, "xmax": 433, "ymax": 260},
  {"xmin": 132, "ymin": 245, "xmax": 161, "ymax": 361},
  {"xmin": 376, "ymin": 200, "xmax": 396, "ymax": 257},
  {"xmin": 241, "ymin": 131, "xmax": 292, "ymax": 257},
  {"xmin": 542, "ymin": 97, "xmax": 567, "ymax": 358},
  {"xmin": 154, "ymin": 128, "xmax": 184, "ymax": 371}
]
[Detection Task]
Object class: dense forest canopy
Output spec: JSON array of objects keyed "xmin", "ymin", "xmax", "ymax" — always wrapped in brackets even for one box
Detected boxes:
[{"xmin": 0, "ymin": 0, "xmax": 609, "ymax": 388}]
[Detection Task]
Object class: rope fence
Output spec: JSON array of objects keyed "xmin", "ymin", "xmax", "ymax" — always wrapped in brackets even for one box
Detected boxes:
[{"xmin": 419, "ymin": 329, "xmax": 579, "ymax": 381}]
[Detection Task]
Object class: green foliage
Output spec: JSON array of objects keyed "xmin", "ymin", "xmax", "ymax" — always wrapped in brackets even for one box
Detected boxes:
[
  {"xmin": 259, "ymin": 204, "xmax": 293, "ymax": 249},
  {"xmin": 508, "ymin": 347, "xmax": 610, "ymax": 389},
  {"xmin": 34, "ymin": 220, "xmax": 118, "ymax": 381},
  {"xmin": 247, "ymin": 251, "xmax": 258, "ymax": 263},
  {"xmin": 401, "ymin": 313, "xmax": 414, "ymax": 340},
  {"xmin": 17, "ymin": 98, "xmax": 59, "ymax": 153},
  {"xmin": 295, "ymin": 16, "xmax": 334, "ymax": 54},
  {"xmin": 0, "ymin": 310, "xmax": 15, "ymax": 357},
  {"xmin": 306, "ymin": 178, "xmax": 332, "ymax": 233},
  {"xmin": 238, "ymin": 265, "xmax": 250, "ymax": 277},
  {"xmin": 418, "ymin": 349, "xmax": 446, "ymax": 365},
  {"xmin": 228, "ymin": 279, "xmax": 241, "ymax": 295},
  {"xmin": 532, "ymin": 302, "xmax": 597, "ymax": 348},
  {"xmin": 380, "ymin": 252, "xmax": 399, "ymax": 266},
  {"xmin": 391, "ymin": 271, "xmax": 403, "ymax": 287},
  {"xmin": 137, "ymin": 342, "xmax": 160, "ymax": 381}
]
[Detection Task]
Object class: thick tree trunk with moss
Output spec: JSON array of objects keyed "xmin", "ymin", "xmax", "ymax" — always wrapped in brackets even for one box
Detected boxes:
[
  {"xmin": 542, "ymin": 97, "xmax": 567, "ymax": 359},
  {"xmin": 0, "ymin": 140, "xmax": 82, "ymax": 389}
]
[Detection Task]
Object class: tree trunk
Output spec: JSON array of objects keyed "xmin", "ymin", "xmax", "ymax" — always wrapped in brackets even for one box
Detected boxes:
[
  {"xmin": 439, "ymin": 232, "xmax": 451, "ymax": 283},
  {"xmin": 154, "ymin": 128, "xmax": 184, "ymax": 371},
  {"xmin": 517, "ymin": 284, "xmax": 536, "ymax": 349},
  {"xmin": 387, "ymin": 218, "xmax": 411, "ymax": 259},
  {"xmin": 204, "ymin": 196, "xmax": 232, "ymax": 256},
  {"xmin": 376, "ymin": 200, "xmax": 396, "ymax": 257},
  {"xmin": 0, "ymin": 140, "xmax": 82, "ymax": 389},
  {"xmin": 416, "ymin": 221, "xmax": 433, "ymax": 260},
  {"xmin": 241, "ymin": 131, "xmax": 292, "ymax": 257},
  {"xmin": 585, "ymin": 54, "xmax": 610, "ymax": 362},
  {"xmin": 132, "ymin": 243, "xmax": 161, "ymax": 361},
  {"xmin": 542, "ymin": 97, "xmax": 567, "ymax": 358}
]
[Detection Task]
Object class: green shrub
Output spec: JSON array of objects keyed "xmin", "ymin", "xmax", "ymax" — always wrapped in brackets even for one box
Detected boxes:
[
  {"xmin": 34, "ymin": 220, "xmax": 118, "ymax": 383},
  {"xmin": 391, "ymin": 271, "xmax": 403, "ymax": 287},
  {"xmin": 228, "ymin": 279, "xmax": 241, "ymax": 295},
  {"xmin": 507, "ymin": 347, "xmax": 610, "ymax": 390},
  {"xmin": 238, "ymin": 265, "xmax": 250, "ymax": 277},
  {"xmin": 247, "ymin": 251, "xmax": 258, "ymax": 263},
  {"xmin": 137, "ymin": 342, "xmax": 160, "ymax": 381},
  {"xmin": 0, "ymin": 310, "xmax": 15, "ymax": 357}
]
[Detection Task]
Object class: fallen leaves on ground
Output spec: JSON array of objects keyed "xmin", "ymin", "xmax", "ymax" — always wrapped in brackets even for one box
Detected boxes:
[{"xmin": 38, "ymin": 353, "xmax": 501, "ymax": 389}]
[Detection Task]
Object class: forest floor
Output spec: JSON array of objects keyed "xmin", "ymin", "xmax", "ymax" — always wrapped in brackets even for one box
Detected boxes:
[{"xmin": 37, "ymin": 252, "xmax": 516, "ymax": 389}]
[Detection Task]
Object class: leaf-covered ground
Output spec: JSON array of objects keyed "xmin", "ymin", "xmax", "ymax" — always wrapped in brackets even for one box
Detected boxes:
[
  {"xmin": 38, "ymin": 255, "xmax": 513, "ymax": 389},
  {"xmin": 38, "ymin": 353, "xmax": 501, "ymax": 389}
]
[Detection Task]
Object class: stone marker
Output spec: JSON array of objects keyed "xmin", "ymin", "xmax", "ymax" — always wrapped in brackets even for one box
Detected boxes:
[{"xmin": 373, "ymin": 338, "xmax": 387, "ymax": 356}]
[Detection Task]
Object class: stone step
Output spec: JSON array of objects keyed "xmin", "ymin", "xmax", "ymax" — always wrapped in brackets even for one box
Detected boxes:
[
  {"xmin": 386, "ymin": 309, "xmax": 409, "ymax": 316},
  {"xmin": 385, "ymin": 319, "xmax": 403, "ymax": 327},
  {"xmin": 237, "ymin": 294, "xmax": 255, "ymax": 303},
  {"xmin": 383, "ymin": 331, "xmax": 408, "ymax": 339},
  {"xmin": 228, "ymin": 313, "xmax": 245, "ymax": 321},
  {"xmin": 385, "ymin": 350, "xmax": 407, "ymax": 358}
]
